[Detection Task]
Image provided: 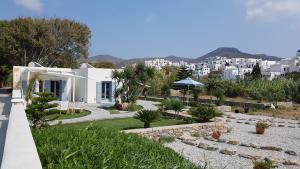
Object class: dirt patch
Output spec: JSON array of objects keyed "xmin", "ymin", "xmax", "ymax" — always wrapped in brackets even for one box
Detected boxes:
[{"xmin": 251, "ymin": 104, "xmax": 300, "ymax": 120}]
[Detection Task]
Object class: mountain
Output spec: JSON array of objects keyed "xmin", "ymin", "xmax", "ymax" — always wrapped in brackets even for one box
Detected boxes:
[
  {"xmin": 193, "ymin": 47, "xmax": 281, "ymax": 62},
  {"xmin": 89, "ymin": 55, "xmax": 124, "ymax": 64},
  {"xmin": 88, "ymin": 47, "xmax": 282, "ymax": 68}
]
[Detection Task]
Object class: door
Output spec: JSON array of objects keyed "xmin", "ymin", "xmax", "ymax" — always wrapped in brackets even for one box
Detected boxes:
[{"xmin": 101, "ymin": 81, "xmax": 110, "ymax": 102}]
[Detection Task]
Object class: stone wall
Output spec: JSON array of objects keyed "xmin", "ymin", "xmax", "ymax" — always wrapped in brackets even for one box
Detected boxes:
[{"xmin": 124, "ymin": 122, "xmax": 227, "ymax": 142}]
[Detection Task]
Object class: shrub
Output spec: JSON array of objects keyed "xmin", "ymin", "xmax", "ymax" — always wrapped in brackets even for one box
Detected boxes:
[
  {"xmin": 25, "ymin": 92, "xmax": 58, "ymax": 128},
  {"xmin": 253, "ymin": 160, "xmax": 276, "ymax": 169},
  {"xmin": 256, "ymin": 121, "xmax": 270, "ymax": 129},
  {"xmin": 159, "ymin": 135, "xmax": 175, "ymax": 143},
  {"xmin": 32, "ymin": 127, "xmax": 197, "ymax": 169},
  {"xmin": 127, "ymin": 103, "xmax": 143, "ymax": 112},
  {"xmin": 161, "ymin": 99, "xmax": 184, "ymax": 115},
  {"xmin": 190, "ymin": 105, "xmax": 222, "ymax": 122},
  {"xmin": 134, "ymin": 110, "xmax": 160, "ymax": 128}
]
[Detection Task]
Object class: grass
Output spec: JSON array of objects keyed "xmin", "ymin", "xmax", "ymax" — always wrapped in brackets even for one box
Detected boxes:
[
  {"xmin": 45, "ymin": 110, "xmax": 91, "ymax": 120},
  {"xmin": 56, "ymin": 117, "xmax": 187, "ymax": 130},
  {"xmin": 32, "ymin": 127, "xmax": 198, "ymax": 169},
  {"xmin": 102, "ymin": 106, "xmax": 120, "ymax": 114}
]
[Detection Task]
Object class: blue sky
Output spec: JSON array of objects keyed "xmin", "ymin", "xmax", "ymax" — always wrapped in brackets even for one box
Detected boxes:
[{"xmin": 1, "ymin": 0, "xmax": 300, "ymax": 59}]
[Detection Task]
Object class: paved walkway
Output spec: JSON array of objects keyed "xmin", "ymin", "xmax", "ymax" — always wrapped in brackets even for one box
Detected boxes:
[
  {"xmin": 0, "ymin": 94, "xmax": 11, "ymax": 165},
  {"xmin": 49, "ymin": 100, "xmax": 159, "ymax": 125}
]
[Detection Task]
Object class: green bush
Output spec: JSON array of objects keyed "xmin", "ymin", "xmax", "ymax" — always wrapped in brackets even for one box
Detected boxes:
[
  {"xmin": 127, "ymin": 103, "xmax": 143, "ymax": 112},
  {"xmin": 32, "ymin": 127, "xmax": 197, "ymax": 169},
  {"xmin": 159, "ymin": 135, "xmax": 175, "ymax": 143},
  {"xmin": 134, "ymin": 110, "xmax": 160, "ymax": 128},
  {"xmin": 190, "ymin": 105, "xmax": 222, "ymax": 122},
  {"xmin": 253, "ymin": 160, "xmax": 276, "ymax": 169}
]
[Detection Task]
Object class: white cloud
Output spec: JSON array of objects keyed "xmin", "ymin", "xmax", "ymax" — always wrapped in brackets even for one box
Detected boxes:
[
  {"xmin": 246, "ymin": 0, "xmax": 300, "ymax": 21},
  {"xmin": 15, "ymin": 0, "xmax": 43, "ymax": 12}
]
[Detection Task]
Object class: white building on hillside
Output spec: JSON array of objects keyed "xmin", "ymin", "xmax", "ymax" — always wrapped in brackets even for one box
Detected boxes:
[{"xmin": 13, "ymin": 63, "xmax": 118, "ymax": 104}]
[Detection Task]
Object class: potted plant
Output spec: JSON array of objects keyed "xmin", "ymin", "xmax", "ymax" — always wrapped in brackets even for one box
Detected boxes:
[{"xmin": 256, "ymin": 121, "xmax": 270, "ymax": 134}]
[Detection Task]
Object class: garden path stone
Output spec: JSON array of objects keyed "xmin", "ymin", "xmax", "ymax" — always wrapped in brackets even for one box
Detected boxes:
[
  {"xmin": 219, "ymin": 149, "xmax": 236, "ymax": 155},
  {"xmin": 285, "ymin": 150, "xmax": 297, "ymax": 156}
]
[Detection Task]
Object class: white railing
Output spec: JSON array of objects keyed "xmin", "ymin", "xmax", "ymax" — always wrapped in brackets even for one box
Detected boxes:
[{"xmin": 0, "ymin": 89, "xmax": 42, "ymax": 169}]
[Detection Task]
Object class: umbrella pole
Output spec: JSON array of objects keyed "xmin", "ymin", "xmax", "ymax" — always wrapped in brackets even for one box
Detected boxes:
[{"xmin": 187, "ymin": 85, "xmax": 189, "ymax": 106}]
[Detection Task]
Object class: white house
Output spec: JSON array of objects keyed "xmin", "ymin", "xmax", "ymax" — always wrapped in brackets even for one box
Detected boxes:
[{"xmin": 13, "ymin": 62, "xmax": 118, "ymax": 104}]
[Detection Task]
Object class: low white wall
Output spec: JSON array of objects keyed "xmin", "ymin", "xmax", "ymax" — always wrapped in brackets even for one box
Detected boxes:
[{"xmin": 1, "ymin": 90, "xmax": 42, "ymax": 169}]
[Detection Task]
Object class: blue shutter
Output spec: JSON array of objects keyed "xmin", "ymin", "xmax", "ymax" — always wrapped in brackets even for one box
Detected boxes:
[
  {"xmin": 44, "ymin": 80, "xmax": 51, "ymax": 92},
  {"xmin": 60, "ymin": 80, "xmax": 67, "ymax": 100},
  {"xmin": 110, "ymin": 81, "xmax": 115, "ymax": 102},
  {"xmin": 96, "ymin": 82, "xmax": 102, "ymax": 103},
  {"xmin": 22, "ymin": 80, "xmax": 27, "ymax": 93}
]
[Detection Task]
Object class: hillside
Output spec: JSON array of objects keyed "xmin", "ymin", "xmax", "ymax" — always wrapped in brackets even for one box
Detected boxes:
[
  {"xmin": 88, "ymin": 47, "xmax": 282, "ymax": 67},
  {"xmin": 193, "ymin": 47, "xmax": 281, "ymax": 62}
]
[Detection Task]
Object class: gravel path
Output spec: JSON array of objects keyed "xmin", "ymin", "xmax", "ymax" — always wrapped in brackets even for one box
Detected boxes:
[
  {"xmin": 49, "ymin": 100, "xmax": 159, "ymax": 125},
  {"xmin": 166, "ymin": 112, "xmax": 300, "ymax": 169}
]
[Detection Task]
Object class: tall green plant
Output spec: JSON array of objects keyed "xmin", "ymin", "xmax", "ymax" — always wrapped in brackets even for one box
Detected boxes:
[
  {"xmin": 26, "ymin": 92, "xmax": 58, "ymax": 128},
  {"xmin": 190, "ymin": 104, "xmax": 222, "ymax": 122},
  {"xmin": 134, "ymin": 110, "xmax": 160, "ymax": 128}
]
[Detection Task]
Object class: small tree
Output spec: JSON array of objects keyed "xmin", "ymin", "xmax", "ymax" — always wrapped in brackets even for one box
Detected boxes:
[
  {"xmin": 176, "ymin": 66, "xmax": 192, "ymax": 80},
  {"xmin": 190, "ymin": 104, "xmax": 222, "ymax": 122},
  {"xmin": 172, "ymin": 99, "xmax": 184, "ymax": 117},
  {"xmin": 251, "ymin": 63, "xmax": 262, "ymax": 80},
  {"xmin": 134, "ymin": 110, "xmax": 160, "ymax": 128},
  {"xmin": 213, "ymin": 88, "xmax": 225, "ymax": 106},
  {"xmin": 161, "ymin": 84, "xmax": 171, "ymax": 98},
  {"xmin": 26, "ymin": 92, "xmax": 58, "ymax": 128},
  {"xmin": 191, "ymin": 87, "xmax": 203, "ymax": 101}
]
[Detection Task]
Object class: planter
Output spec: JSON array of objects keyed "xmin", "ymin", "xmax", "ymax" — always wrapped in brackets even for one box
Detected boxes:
[
  {"xmin": 212, "ymin": 131, "xmax": 221, "ymax": 139},
  {"xmin": 256, "ymin": 127, "xmax": 265, "ymax": 134}
]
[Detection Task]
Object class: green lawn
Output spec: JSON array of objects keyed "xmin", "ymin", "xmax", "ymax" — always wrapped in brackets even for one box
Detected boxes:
[
  {"xmin": 32, "ymin": 127, "xmax": 198, "ymax": 169},
  {"xmin": 45, "ymin": 110, "xmax": 91, "ymax": 120},
  {"xmin": 102, "ymin": 106, "xmax": 120, "ymax": 114},
  {"xmin": 56, "ymin": 117, "xmax": 187, "ymax": 130}
]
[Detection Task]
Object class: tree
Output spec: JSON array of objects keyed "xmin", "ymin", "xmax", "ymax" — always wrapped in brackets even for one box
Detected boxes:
[
  {"xmin": 191, "ymin": 87, "xmax": 203, "ymax": 101},
  {"xmin": 251, "ymin": 63, "xmax": 262, "ymax": 80},
  {"xmin": 25, "ymin": 92, "xmax": 58, "ymax": 128},
  {"xmin": 190, "ymin": 105, "xmax": 222, "ymax": 122},
  {"xmin": 161, "ymin": 84, "xmax": 171, "ymax": 98},
  {"xmin": 112, "ymin": 63, "xmax": 154, "ymax": 103},
  {"xmin": 0, "ymin": 18, "xmax": 91, "ymax": 68},
  {"xmin": 176, "ymin": 66, "xmax": 192, "ymax": 80},
  {"xmin": 134, "ymin": 110, "xmax": 160, "ymax": 128},
  {"xmin": 213, "ymin": 88, "xmax": 225, "ymax": 106},
  {"xmin": 205, "ymin": 79, "xmax": 222, "ymax": 100},
  {"xmin": 0, "ymin": 65, "xmax": 11, "ymax": 87},
  {"xmin": 172, "ymin": 100, "xmax": 184, "ymax": 117},
  {"xmin": 90, "ymin": 61, "xmax": 116, "ymax": 68}
]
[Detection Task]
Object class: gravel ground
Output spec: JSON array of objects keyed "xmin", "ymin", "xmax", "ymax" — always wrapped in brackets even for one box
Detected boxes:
[{"xmin": 166, "ymin": 112, "xmax": 300, "ymax": 169}]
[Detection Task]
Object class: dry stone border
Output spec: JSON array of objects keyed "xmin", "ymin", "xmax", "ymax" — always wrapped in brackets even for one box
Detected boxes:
[{"xmin": 179, "ymin": 139, "xmax": 299, "ymax": 167}]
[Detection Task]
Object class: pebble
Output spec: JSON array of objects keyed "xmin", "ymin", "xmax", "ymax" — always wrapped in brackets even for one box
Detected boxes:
[
  {"xmin": 260, "ymin": 146, "xmax": 283, "ymax": 152},
  {"xmin": 206, "ymin": 146, "xmax": 219, "ymax": 151},
  {"xmin": 238, "ymin": 153, "xmax": 261, "ymax": 160},
  {"xmin": 197, "ymin": 142, "xmax": 209, "ymax": 149},
  {"xmin": 181, "ymin": 140, "xmax": 196, "ymax": 146},
  {"xmin": 239, "ymin": 143, "xmax": 251, "ymax": 147},
  {"xmin": 288, "ymin": 126, "xmax": 296, "ymax": 128},
  {"xmin": 244, "ymin": 121, "xmax": 251, "ymax": 125},
  {"xmin": 285, "ymin": 150, "xmax": 297, "ymax": 156},
  {"xmin": 226, "ymin": 119, "xmax": 231, "ymax": 122},
  {"xmin": 236, "ymin": 121, "xmax": 243, "ymax": 123},
  {"xmin": 217, "ymin": 138, "xmax": 226, "ymax": 143},
  {"xmin": 220, "ymin": 149, "xmax": 236, "ymax": 155},
  {"xmin": 227, "ymin": 140, "xmax": 239, "ymax": 145},
  {"xmin": 283, "ymin": 160, "xmax": 299, "ymax": 166},
  {"xmin": 278, "ymin": 125, "xmax": 285, "ymax": 127}
]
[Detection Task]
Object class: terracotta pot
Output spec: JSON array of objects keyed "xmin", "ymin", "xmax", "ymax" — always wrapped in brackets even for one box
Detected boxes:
[
  {"xmin": 212, "ymin": 131, "xmax": 221, "ymax": 139},
  {"xmin": 256, "ymin": 127, "xmax": 265, "ymax": 134}
]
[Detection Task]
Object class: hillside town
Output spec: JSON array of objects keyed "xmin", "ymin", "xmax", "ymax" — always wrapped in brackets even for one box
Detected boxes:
[{"xmin": 144, "ymin": 50, "xmax": 300, "ymax": 80}]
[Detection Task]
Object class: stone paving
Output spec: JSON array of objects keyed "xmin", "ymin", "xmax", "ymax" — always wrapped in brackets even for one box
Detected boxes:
[
  {"xmin": 164, "ymin": 112, "xmax": 300, "ymax": 169},
  {"xmin": 49, "ymin": 100, "xmax": 160, "ymax": 125}
]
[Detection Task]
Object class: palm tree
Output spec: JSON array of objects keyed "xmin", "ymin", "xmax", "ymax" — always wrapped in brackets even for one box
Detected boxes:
[{"xmin": 134, "ymin": 110, "xmax": 160, "ymax": 128}]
